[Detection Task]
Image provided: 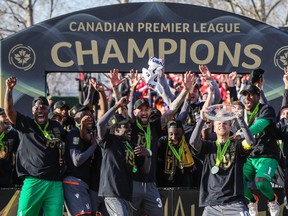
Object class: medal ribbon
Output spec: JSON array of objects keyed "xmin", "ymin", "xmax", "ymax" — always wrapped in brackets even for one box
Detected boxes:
[
  {"xmin": 136, "ymin": 120, "xmax": 151, "ymax": 149},
  {"xmin": 34, "ymin": 120, "xmax": 51, "ymax": 140},
  {"xmin": 124, "ymin": 141, "xmax": 137, "ymax": 173},
  {"xmin": 0, "ymin": 132, "xmax": 5, "ymax": 151},
  {"xmin": 215, "ymin": 139, "xmax": 231, "ymax": 167},
  {"xmin": 244, "ymin": 103, "xmax": 259, "ymax": 126},
  {"xmin": 168, "ymin": 136, "xmax": 185, "ymax": 164}
]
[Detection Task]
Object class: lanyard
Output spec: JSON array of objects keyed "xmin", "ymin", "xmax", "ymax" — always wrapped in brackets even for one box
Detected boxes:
[
  {"xmin": 168, "ymin": 136, "xmax": 185, "ymax": 163},
  {"xmin": 136, "ymin": 120, "xmax": 151, "ymax": 149},
  {"xmin": 215, "ymin": 139, "xmax": 231, "ymax": 167},
  {"xmin": 0, "ymin": 132, "xmax": 5, "ymax": 151},
  {"xmin": 244, "ymin": 103, "xmax": 259, "ymax": 126},
  {"xmin": 34, "ymin": 120, "xmax": 51, "ymax": 140},
  {"xmin": 124, "ymin": 141, "xmax": 137, "ymax": 173}
]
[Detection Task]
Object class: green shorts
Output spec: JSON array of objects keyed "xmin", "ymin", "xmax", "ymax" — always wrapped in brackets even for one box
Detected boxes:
[
  {"xmin": 17, "ymin": 177, "xmax": 64, "ymax": 216},
  {"xmin": 243, "ymin": 158, "xmax": 278, "ymax": 182}
]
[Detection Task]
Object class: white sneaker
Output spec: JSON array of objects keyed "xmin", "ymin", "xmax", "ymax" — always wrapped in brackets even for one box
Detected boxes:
[
  {"xmin": 248, "ymin": 201, "xmax": 258, "ymax": 216},
  {"xmin": 268, "ymin": 194, "xmax": 280, "ymax": 216},
  {"xmin": 284, "ymin": 196, "xmax": 288, "ymax": 210},
  {"xmin": 248, "ymin": 194, "xmax": 259, "ymax": 216}
]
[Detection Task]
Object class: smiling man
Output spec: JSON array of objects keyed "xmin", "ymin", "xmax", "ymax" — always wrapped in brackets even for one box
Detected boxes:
[
  {"xmin": 157, "ymin": 120, "xmax": 195, "ymax": 187},
  {"xmin": 240, "ymin": 84, "xmax": 280, "ymax": 216},
  {"xmin": 190, "ymin": 105, "xmax": 255, "ymax": 216},
  {"xmin": 4, "ymin": 76, "xmax": 66, "ymax": 216},
  {"xmin": 97, "ymin": 96, "xmax": 151, "ymax": 216}
]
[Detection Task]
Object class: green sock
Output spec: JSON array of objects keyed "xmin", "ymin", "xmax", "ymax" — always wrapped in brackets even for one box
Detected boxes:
[
  {"xmin": 244, "ymin": 180, "xmax": 255, "ymax": 202},
  {"xmin": 255, "ymin": 180, "xmax": 275, "ymax": 201}
]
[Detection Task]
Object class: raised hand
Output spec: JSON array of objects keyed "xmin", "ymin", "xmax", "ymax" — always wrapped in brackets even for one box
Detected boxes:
[
  {"xmin": 199, "ymin": 65, "xmax": 213, "ymax": 81},
  {"xmin": 183, "ymin": 70, "xmax": 196, "ymax": 92},
  {"xmin": 233, "ymin": 105, "xmax": 244, "ymax": 119},
  {"xmin": 80, "ymin": 115, "xmax": 93, "ymax": 128},
  {"xmin": 200, "ymin": 108, "xmax": 209, "ymax": 121},
  {"xmin": 108, "ymin": 68, "xmax": 126, "ymax": 88},
  {"xmin": 6, "ymin": 76, "xmax": 17, "ymax": 90},
  {"xmin": 228, "ymin": 71, "xmax": 237, "ymax": 87},
  {"xmin": 89, "ymin": 77, "xmax": 104, "ymax": 92},
  {"xmin": 241, "ymin": 75, "xmax": 248, "ymax": 84},
  {"xmin": 115, "ymin": 96, "xmax": 129, "ymax": 108},
  {"xmin": 127, "ymin": 69, "xmax": 140, "ymax": 89}
]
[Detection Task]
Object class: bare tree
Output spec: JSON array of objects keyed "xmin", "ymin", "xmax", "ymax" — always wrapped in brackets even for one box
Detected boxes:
[
  {"xmin": 1, "ymin": 0, "xmax": 288, "ymax": 39},
  {"xmin": 218, "ymin": 0, "xmax": 286, "ymax": 26},
  {"xmin": 0, "ymin": 0, "xmax": 58, "ymax": 39}
]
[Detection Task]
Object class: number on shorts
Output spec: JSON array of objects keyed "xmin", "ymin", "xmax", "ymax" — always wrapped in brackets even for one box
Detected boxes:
[{"xmin": 156, "ymin": 198, "xmax": 162, "ymax": 208}]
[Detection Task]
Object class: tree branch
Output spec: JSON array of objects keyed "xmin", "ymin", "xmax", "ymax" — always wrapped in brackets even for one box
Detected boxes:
[
  {"xmin": 49, "ymin": 0, "xmax": 59, "ymax": 18},
  {"xmin": 266, "ymin": 0, "xmax": 283, "ymax": 19},
  {"xmin": 31, "ymin": 0, "xmax": 38, "ymax": 8},
  {"xmin": 0, "ymin": 27, "xmax": 18, "ymax": 33},
  {"xmin": 223, "ymin": 0, "xmax": 246, "ymax": 15},
  {"xmin": 6, "ymin": 0, "xmax": 26, "ymax": 10},
  {"xmin": 251, "ymin": 0, "xmax": 261, "ymax": 20},
  {"xmin": 6, "ymin": 3, "xmax": 27, "ymax": 27}
]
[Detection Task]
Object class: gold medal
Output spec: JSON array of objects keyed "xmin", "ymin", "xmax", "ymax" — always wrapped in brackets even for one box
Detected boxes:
[
  {"xmin": 0, "ymin": 150, "xmax": 6, "ymax": 159},
  {"xmin": 211, "ymin": 165, "xmax": 219, "ymax": 174},
  {"xmin": 168, "ymin": 174, "xmax": 174, "ymax": 182},
  {"xmin": 179, "ymin": 162, "xmax": 184, "ymax": 169}
]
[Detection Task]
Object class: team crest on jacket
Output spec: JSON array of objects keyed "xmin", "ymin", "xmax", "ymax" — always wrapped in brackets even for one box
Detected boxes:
[{"xmin": 73, "ymin": 137, "xmax": 80, "ymax": 145}]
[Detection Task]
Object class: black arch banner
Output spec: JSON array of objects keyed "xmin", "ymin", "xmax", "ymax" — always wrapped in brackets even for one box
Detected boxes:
[{"xmin": 1, "ymin": 2, "xmax": 287, "ymax": 115}]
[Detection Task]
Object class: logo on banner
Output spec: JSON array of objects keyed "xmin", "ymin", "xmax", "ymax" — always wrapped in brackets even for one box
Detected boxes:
[
  {"xmin": 8, "ymin": 44, "xmax": 36, "ymax": 71},
  {"xmin": 274, "ymin": 46, "xmax": 288, "ymax": 70}
]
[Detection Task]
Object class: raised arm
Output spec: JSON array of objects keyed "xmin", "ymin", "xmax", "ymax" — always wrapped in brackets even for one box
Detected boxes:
[
  {"xmin": 83, "ymin": 78, "xmax": 108, "ymax": 119},
  {"xmin": 70, "ymin": 133, "xmax": 97, "ymax": 167},
  {"xmin": 97, "ymin": 96, "xmax": 128, "ymax": 140},
  {"xmin": 176, "ymin": 96, "xmax": 190, "ymax": 124},
  {"xmin": 108, "ymin": 68, "xmax": 126, "ymax": 102},
  {"xmin": 227, "ymin": 71, "xmax": 238, "ymax": 102},
  {"xmin": 127, "ymin": 69, "xmax": 140, "ymax": 119},
  {"xmin": 233, "ymin": 106, "xmax": 255, "ymax": 148},
  {"xmin": 199, "ymin": 65, "xmax": 221, "ymax": 105},
  {"xmin": 158, "ymin": 67, "xmax": 176, "ymax": 105},
  {"xmin": 4, "ymin": 76, "xmax": 17, "ymax": 124},
  {"xmin": 189, "ymin": 109, "xmax": 206, "ymax": 152},
  {"xmin": 161, "ymin": 71, "xmax": 195, "ymax": 126}
]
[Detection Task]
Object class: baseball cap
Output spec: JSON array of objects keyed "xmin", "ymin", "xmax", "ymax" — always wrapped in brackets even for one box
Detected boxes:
[
  {"xmin": 109, "ymin": 114, "xmax": 130, "ymax": 129},
  {"xmin": 167, "ymin": 120, "xmax": 184, "ymax": 130},
  {"xmin": 248, "ymin": 68, "xmax": 264, "ymax": 84},
  {"xmin": 33, "ymin": 96, "xmax": 49, "ymax": 106},
  {"xmin": 240, "ymin": 85, "xmax": 260, "ymax": 96},
  {"xmin": 0, "ymin": 108, "xmax": 4, "ymax": 115},
  {"xmin": 134, "ymin": 99, "xmax": 150, "ymax": 109},
  {"xmin": 54, "ymin": 100, "xmax": 70, "ymax": 110},
  {"xmin": 70, "ymin": 103, "xmax": 89, "ymax": 118},
  {"xmin": 48, "ymin": 112, "xmax": 62, "ymax": 120}
]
